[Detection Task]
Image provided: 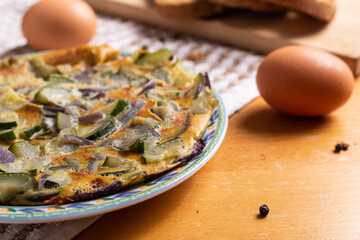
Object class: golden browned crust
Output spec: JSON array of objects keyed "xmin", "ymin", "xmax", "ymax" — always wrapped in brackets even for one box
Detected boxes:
[{"xmin": 41, "ymin": 44, "xmax": 119, "ymax": 67}]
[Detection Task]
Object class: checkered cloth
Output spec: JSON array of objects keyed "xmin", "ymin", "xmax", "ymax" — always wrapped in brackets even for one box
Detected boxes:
[{"xmin": 0, "ymin": 0, "xmax": 263, "ymax": 239}]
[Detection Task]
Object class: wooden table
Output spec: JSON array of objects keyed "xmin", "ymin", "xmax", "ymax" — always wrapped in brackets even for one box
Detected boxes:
[{"xmin": 76, "ymin": 78, "xmax": 360, "ymax": 239}]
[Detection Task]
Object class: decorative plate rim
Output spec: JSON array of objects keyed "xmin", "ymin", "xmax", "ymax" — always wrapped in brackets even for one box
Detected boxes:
[{"xmin": 0, "ymin": 87, "xmax": 227, "ymax": 224}]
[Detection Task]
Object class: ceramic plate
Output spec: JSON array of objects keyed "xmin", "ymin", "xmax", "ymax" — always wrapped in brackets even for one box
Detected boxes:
[{"xmin": 0, "ymin": 86, "xmax": 227, "ymax": 223}]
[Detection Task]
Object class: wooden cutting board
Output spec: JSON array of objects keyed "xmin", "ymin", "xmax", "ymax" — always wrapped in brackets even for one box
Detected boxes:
[{"xmin": 85, "ymin": 0, "xmax": 360, "ymax": 75}]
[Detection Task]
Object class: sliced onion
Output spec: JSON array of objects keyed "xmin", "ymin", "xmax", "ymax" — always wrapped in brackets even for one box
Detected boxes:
[
  {"xmin": 66, "ymin": 102, "xmax": 89, "ymax": 111},
  {"xmin": 78, "ymin": 112, "xmax": 105, "ymax": 124},
  {"xmin": 88, "ymin": 160, "xmax": 101, "ymax": 172},
  {"xmin": 90, "ymin": 92, "xmax": 106, "ymax": 100},
  {"xmin": 62, "ymin": 134, "xmax": 94, "ymax": 146},
  {"xmin": 78, "ymin": 87, "xmax": 115, "ymax": 94},
  {"xmin": 44, "ymin": 106, "xmax": 65, "ymax": 113},
  {"xmin": 138, "ymin": 80, "xmax": 156, "ymax": 96},
  {"xmin": 131, "ymin": 126, "xmax": 161, "ymax": 138},
  {"xmin": 73, "ymin": 68, "xmax": 95, "ymax": 82},
  {"xmin": 172, "ymin": 139, "xmax": 205, "ymax": 164},
  {"xmin": 44, "ymin": 113, "xmax": 58, "ymax": 118},
  {"xmin": 184, "ymin": 87, "xmax": 194, "ymax": 97},
  {"xmin": 204, "ymin": 72, "xmax": 211, "ymax": 89},
  {"xmin": 0, "ymin": 147, "xmax": 16, "ymax": 163},
  {"xmin": 65, "ymin": 102, "xmax": 90, "ymax": 116},
  {"xmin": 118, "ymin": 98, "xmax": 145, "ymax": 128},
  {"xmin": 91, "ymin": 153, "xmax": 107, "ymax": 160},
  {"xmin": 194, "ymin": 82, "xmax": 204, "ymax": 98},
  {"xmin": 38, "ymin": 173, "xmax": 50, "ymax": 191}
]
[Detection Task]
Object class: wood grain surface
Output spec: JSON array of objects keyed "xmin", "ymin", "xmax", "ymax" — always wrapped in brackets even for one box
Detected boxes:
[
  {"xmin": 85, "ymin": 0, "xmax": 360, "ymax": 75},
  {"xmin": 75, "ymin": 79, "xmax": 360, "ymax": 239}
]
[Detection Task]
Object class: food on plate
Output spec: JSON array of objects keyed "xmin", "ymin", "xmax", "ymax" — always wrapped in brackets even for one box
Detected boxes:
[
  {"xmin": 256, "ymin": 45, "xmax": 354, "ymax": 117},
  {"xmin": 22, "ymin": 0, "xmax": 96, "ymax": 50},
  {"xmin": 0, "ymin": 44, "xmax": 218, "ymax": 205}
]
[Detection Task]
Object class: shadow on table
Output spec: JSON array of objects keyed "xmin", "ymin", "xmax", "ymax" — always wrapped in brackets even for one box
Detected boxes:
[{"xmin": 238, "ymin": 105, "xmax": 335, "ymax": 136}]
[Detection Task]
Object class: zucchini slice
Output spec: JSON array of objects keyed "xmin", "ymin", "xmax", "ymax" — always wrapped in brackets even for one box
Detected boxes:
[
  {"xmin": 135, "ymin": 49, "xmax": 172, "ymax": 67},
  {"xmin": 34, "ymin": 87, "xmax": 71, "ymax": 106},
  {"xmin": 0, "ymin": 121, "xmax": 17, "ymax": 130},
  {"xmin": 102, "ymin": 156, "xmax": 138, "ymax": 169},
  {"xmin": 145, "ymin": 92, "xmax": 164, "ymax": 100},
  {"xmin": 0, "ymin": 130, "xmax": 17, "ymax": 142},
  {"xmin": 171, "ymin": 60, "xmax": 195, "ymax": 87},
  {"xmin": 0, "ymin": 112, "xmax": 19, "ymax": 130},
  {"xmin": 143, "ymin": 138, "xmax": 183, "ymax": 164},
  {"xmin": 8, "ymin": 141, "xmax": 40, "ymax": 158},
  {"xmin": 47, "ymin": 74, "xmax": 76, "ymax": 84},
  {"xmin": 57, "ymin": 112, "xmax": 73, "ymax": 130},
  {"xmin": 23, "ymin": 125, "xmax": 42, "ymax": 139},
  {"xmin": 44, "ymin": 180, "xmax": 62, "ymax": 189},
  {"xmin": 82, "ymin": 117, "xmax": 117, "ymax": 141},
  {"xmin": 130, "ymin": 117, "xmax": 160, "ymax": 129},
  {"xmin": 112, "ymin": 129, "xmax": 149, "ymax": 152},
  {"xmin": 109, "ymin": 99, "xmax": 129, "ymax": 117},
  {"xmin": 0, "ymin": 173, "xmax": 37, "ymax": 203},
  {"xmin": 132, "ymin": 45, "xmax": 148, "ymax": 62},
  {"xmin": 151, "ymin": 66, "xmax": 170, "ymax": 83}
]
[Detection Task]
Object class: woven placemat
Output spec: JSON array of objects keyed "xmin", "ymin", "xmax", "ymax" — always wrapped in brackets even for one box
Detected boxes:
[{"xmin": 0, "ymin": 0, "xmax": 263, "ymax": 239}]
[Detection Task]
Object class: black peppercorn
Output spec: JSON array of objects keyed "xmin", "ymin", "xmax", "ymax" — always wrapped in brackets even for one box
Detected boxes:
[
  {"xmin": 259, "ymin": 204, "xmax": 269, "ymax": 217},
  {"xmin": 334, "ymin": 142, "xmax": 350, "ymax": 153},
  {"xmin": 334, "ymin": 143, "xmax": 342, "ymax": 153},
  {"xmin": 341, "ymin": 143, "xmax": 349, "ymax": 151}
]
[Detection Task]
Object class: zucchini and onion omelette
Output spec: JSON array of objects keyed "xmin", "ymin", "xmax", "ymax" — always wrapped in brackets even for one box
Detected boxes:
[{"xmin": 0, "ymin": 44, "xmax": 218, "ymax": 205}]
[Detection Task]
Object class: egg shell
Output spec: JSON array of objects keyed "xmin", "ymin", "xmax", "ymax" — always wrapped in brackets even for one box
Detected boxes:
[
  {"xmin": 256, "ymin": 45, "xmax": 354, "ymax": 116},
  {"xmin": 22, "ymin": 0, "xmax": 96, "ymax": 50}
]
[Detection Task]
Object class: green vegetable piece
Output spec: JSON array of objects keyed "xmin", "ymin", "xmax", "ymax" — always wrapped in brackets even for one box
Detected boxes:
[
  {"xmin": 47, "ymin": 74, "xmax": 76, "ymax": 83},
  {"xmin": 34, "ymin": 87, "xmax": 71, "ymax": 105},
  {"xmin": 130, "ymin": 117, "xmax": 160, "ymax": 129},
  {"xmin": 44, "ymin": 180, "xmax": 61, "ymax": 189},
  {"xmin": 56, "ymin": 112, "xmax": 73, "ymax": 130},
  {"xmin": 103, "ymin": 156, "xmax": 138, "ymax": 169},
  {"xmin": 23, "ymin": 125, "xmax": 41, "ymax": 139},
  {"xmin": 143, "ymin": 138, "xmax": 183, "ymax": 164},
  {"xmin": 172, "ymin": 60, "xmax": 195, "ymax": 87},
  {"xmin": 28, "ymin": 169, "xmax": 37, "ymax": 174},
  {"xmin": 135, "ymin": 49, "xmax": 172, "ymax": 67},
  {"xmin": 0, "ymin": 121, "xmax": 17, "ymax": 130},
  {"xmin": 110, "ymin": 99, "xmax": 129, "ymax": 117},
  {"xmin": 0, "ymin": 173, "xmax": 37, "ymax": 203},
  {"xmin": 151, "ymin": 66, "xmax": 170, "ymax": 83},
  {"xmin": 132, "ymin": 45, "xmax": 148, "ymax": 62},
  {"xmin": 0, "ymin": 112, "xmax": 19, "ymax": 130},
  {"xmin": 145, "ymin": 92, "xmax": 164, "ymax": 100},
  {"xmin": 8, "ymin": 141, "xmax": 40, "ymax": 158},
  {"xmin": 0, "ymin": 130, "xmax": 17, "ymax": 142},
  {"xmin": 81, "ymin": 117, "xmax": 117, "ymax": 141}
]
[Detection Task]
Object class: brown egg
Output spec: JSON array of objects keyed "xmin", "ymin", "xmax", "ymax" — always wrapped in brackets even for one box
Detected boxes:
[
  {"xmin": 22, "ymin": 0, "xmax": 96, "ymax": 50},
  {"xmin": 256, "ymin": 45, "xmax": 354, "ymax": 116}
]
